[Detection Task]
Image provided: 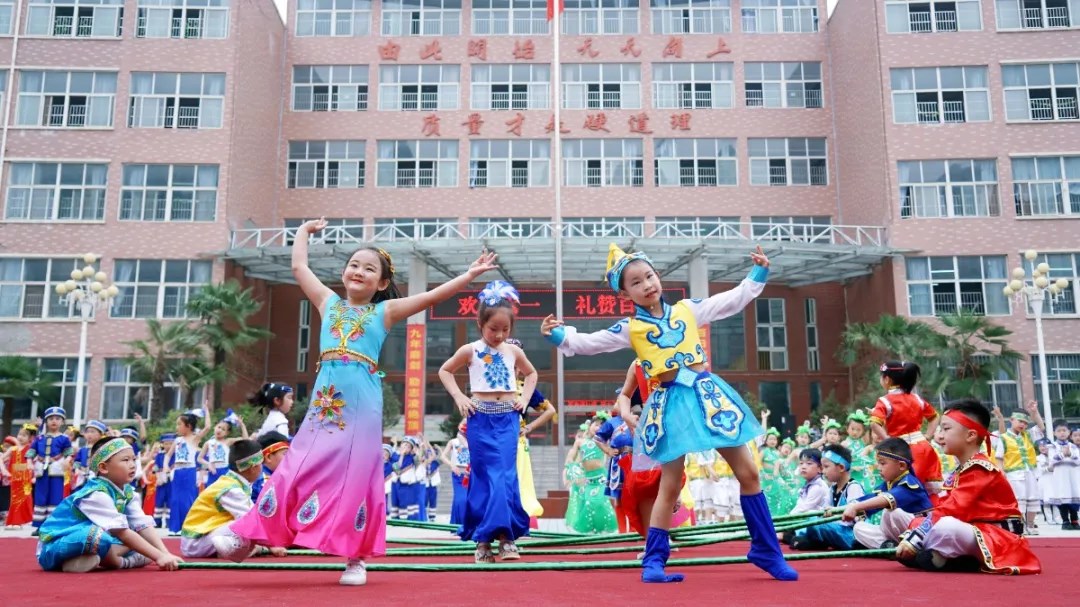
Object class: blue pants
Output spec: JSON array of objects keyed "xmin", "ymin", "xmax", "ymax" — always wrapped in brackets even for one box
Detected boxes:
[
  {"xmin": 36, "ymin": 523, "xmax": 120, "ymax": 571},
  {"xmin": 450, "ymin": 474, "xmax": 468, "ymax": 526},
  {"xmin": 796, "ymin": 521, "xmax": 857, "ymax": 550},
  {"xmin": 167, "ymin": 468, "xmax": 198, "ymax": 533},
  {"xmin": 154, "ymin": 482, "xmax": 170, "ymax": 527},
  {"xmin": 33, "ymin": 476, "xmax": 65, "ymax": 528}
]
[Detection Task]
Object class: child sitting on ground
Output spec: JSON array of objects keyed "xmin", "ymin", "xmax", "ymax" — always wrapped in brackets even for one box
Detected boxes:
[
  {"xmin": 780, "ymin": 448, "xmax": 830, "ymax": 544},
  {"xmin": 789, "ymin": 444, "xmax": 865, "ymax": 550},
  {"xmin": 844, "ymin": 438, "xmax": 934, "ymax": 549},
  {"xmin": 36, "ymin": 437, "xmax": 182, "ymax": 572}
]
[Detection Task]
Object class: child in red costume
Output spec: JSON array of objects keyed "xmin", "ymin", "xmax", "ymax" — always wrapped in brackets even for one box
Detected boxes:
[
  {"xmin": 871, "ymin": 361, "xmax": 943, "ymax": 496},
  {"xmin": 897, "ymin": 399, "xmax": 1041, "ymax": 575}
]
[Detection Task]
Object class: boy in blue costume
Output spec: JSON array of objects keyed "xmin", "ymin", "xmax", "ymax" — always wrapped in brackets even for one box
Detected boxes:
[
  {"xmin": 845, "ymin": 437, "xmax": 934, "ymax": 549},
  {"xmin": 29, "ymin": 407, "xmax": 74, "ymax": 528}
]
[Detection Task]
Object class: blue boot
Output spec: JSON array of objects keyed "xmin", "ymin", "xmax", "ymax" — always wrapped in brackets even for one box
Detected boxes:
[
  {"xmin": 741, "ymin": 492, "xmax": 799, "ymax": 581},
  {"xmin": 641, "ymin": 527, "xmax": 684, "ymax": 583}
]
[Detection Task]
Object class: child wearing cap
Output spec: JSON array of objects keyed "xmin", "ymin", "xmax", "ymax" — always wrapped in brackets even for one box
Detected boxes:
[
  {"xmin": 36, "ymin": 437, "xmax": 182, "ymax": 572},
  {"xmin": 28, "ymin": 407, "xmax": 74, "ymax": 529},
  {"xmin": 73, "ymin": 421, "xmax": 109, "ymax": 490},
  {"xmin": 992, "ymin": 401, "xmax": 1045, "ymax": 535},
  {"xmin": 845, "ymin": 438, "xmax": 934, "ymax": 549},
  {"xmin": 390, "ymin": 437, "xmax": 426, "ymax": 521}
]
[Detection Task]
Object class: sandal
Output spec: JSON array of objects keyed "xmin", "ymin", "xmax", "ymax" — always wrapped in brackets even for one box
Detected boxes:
[
  {"xmin": 498, "ymin": 540, "xmax": 521, "ymax": 561},
  {"xmin": 474, "ymin": 546, "xmax": 495, "ymax": 564}
]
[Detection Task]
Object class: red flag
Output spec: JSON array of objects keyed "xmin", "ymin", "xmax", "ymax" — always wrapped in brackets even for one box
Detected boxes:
[{"xmin": 546, "ymin": 0, "xmax": 564, "ymax": 20}]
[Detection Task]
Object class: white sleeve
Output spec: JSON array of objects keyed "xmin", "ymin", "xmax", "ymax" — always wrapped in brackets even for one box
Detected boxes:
[
  {"xmin": 218, "ymin": 487, "xmax": 254, "ymax": 520},
  {"xmin": 124, "ymin": 498, "xmax": 155, "ymax": 532},
  {"xmin": 683, "ymin": 270, "xmax": 768, "ymax": 324},
  {"xmin": 77, "ymin": 491, "xmax": 128, "ymax": 532},
  {"xmin": 554, "ymin": 319, "xmax": 631, "ymax": 357},
  {"xmin": 994, "ymin": 437, "xmax": 1004, "ymax": 459},
  {"xmin": 255, "ymin": 411, "xmax": 290, "ymax": 439}
]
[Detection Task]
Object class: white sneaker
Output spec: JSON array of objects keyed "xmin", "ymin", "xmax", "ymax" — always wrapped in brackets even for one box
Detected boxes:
[
  {"xmin": 122, "ymin": 552, "xmax": 153, "ymax": 569},
  {"xmin": 212, "ymin": 530, "xmax": 253, "ymax": 563},
  {"xmin": 61, "ymin": 555, "xmax": 101, "ymax": 573},
  {"xmin": 340, "ymin": 559, "xmax": 367, "ymax": 586}
]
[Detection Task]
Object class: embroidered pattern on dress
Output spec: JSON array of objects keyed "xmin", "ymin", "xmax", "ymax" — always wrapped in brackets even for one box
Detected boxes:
[
  {"xmin": 641, "ymin": 387, "xmax": 668, "ymax": 454},
  {"xmin": 354, "ymin": 502, "xmax": 368, "ymax": 531},
  {"xmin": 696, "ymin": 375, "xmax": 743, "ymax": 438},
  {"xmin": 258, "ymin": 486, "xmax": 278, "ymax": 517},
  {"xmin": 310, "ymin": 384, "xmax": 347, "ymax": 431},
  {"xmin": 297, "ymin": 491, "xmax": 320, "ymax": 525},
  {"xmin": 327, "ymin": 300, "xmax": 376, "ymax": 348},
  {"xmin": 477, "ymin": 347, "xmax": 512, "ymax": 391}
]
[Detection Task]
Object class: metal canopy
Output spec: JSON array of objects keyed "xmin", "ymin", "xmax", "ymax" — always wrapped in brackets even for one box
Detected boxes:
[{"xmin": 218, "ymin": 220, "xmax": 901, "ymax": 288}]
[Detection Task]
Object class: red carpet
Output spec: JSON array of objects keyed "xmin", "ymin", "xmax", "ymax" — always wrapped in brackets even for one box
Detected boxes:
[{"xmin": 1, "ymin": 537, "xmax": 1074, "ymax": 606}]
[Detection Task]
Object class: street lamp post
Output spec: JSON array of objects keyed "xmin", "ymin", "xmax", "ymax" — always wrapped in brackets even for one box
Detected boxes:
[
  {"xmin": 55, "ymin": 253, "xmax": 119, "ymax": 427},
  {"xmin": 1002, "ymin": 249, "xmax": 1071, "ymax": 431}
]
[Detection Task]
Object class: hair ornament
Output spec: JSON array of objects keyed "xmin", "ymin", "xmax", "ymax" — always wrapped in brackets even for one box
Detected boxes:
[{"xmin": 477, "ymin": 280, "xmax": 520, "ymax": 307}]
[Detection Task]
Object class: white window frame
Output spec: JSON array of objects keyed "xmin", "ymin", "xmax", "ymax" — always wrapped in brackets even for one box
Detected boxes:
[
  {"xmin": 4, "ymin": 162, "xmax": 107, "ymax": 221},
  {"xmin": 885, "ymin": 0, "xmax": 982, "ymax": 33},
  {"xmin": 101, "ymin": 358, "xmax": 200, "ymax": 420},
  {"xmin": 1003, "ymin": 62, "xmax": 1080, "ymax": 122},
  {"xmin": 469, "ymin": 217, "xmax": 552, "ymax": 239},
  {"xmin": 469, "ymin": 139, "xmax": 550, "ymax": 188},
  {"xmin": 898, "ymin": 159, "xmax": 1000, "ymax": 219},
  {"xmin": 756, "ymin": 298, "xmax": 788, "ymax": 371},
  {"xmin": 471, "ymin": 64, "xmax": 550, "ymax": 111},
  {"xmin": 564, "ymin": 139, "xmax": 644, "ymax": 187},
  {"xmin": 287, "ymin": 140, "xmax": 366, "ymax": 189},
  {"xmin": 472, "ymin": 0, "xmax": 548, "ymax": 34},
  {"xmin": 381, "ymin": 0, "xmax": 460, "ymax": 36},
  {"xmin": 297, "ymin": 300, "xmax": 310, "ymax": 373},
  {"xmin": 136, "ymin": 0, "xmax": 229, "ymax": 38},
  {"xmin": 1011, "ymin": 155, "xmax": 1080, "ymax": 217},
  {"xmin": 749, "ymin": 137, "xmax": 828, "ymax": 186},
  {"xmin": 110, "ymin": 259, "xmax": 212, "ymax": 319},
  {"xmin": 564, "ymin": 216, "xmax": 646, "ymax": 237},
  {"xmin": 127, "ymin": 72, "xmax": 224, "ymax": 130},
  {"xmin": 651, "ymin": 0, "xmax": 731, "ymax": 33},
  {"xmin": 1032, "ymin": 353, "xmax": 1080, "ymax": 408},
  {"xmin": 563, "ymin": 0, "xmax": 639, "ymax": 34},
  {"xmin": 295, "ymin": 0, "xmax": 370, "ymax": 36},
  {"xmin": 750, "ymin": 215, "xmax": 832, "ymax": 240},
  {"xmin": 373, "ymin": 217, "xmax": 459, "ymax": 239},
  {"xmin": 563, "ymin": 63, "xmax": 641, "ymax": 110},
  {"xmin": 283, "ymin": 217, "xmax": 365, "ymax": 245},
  {"xmin": 740, "ymin": 0, "xmax": 817, "ymax": 33},
  {"xmin": 654, "ymin": 138, "xmax": 737, "ymax": 186},
  {"xmin": 995, "ymin": 0, "xmax": 1078, "ymax": 29},
  {"xmin": 890, "ymin": 65, "xmax": 991, "ymax": 124},
  {"xmin": 15, "ymin": 70, "xmax": 116, "ymax": 128},
  {"xmin": 653, "ymin": 215, "xmax": 741, "ymax": 238},
  {"xmin": 119, "ymin": 164, "xmax": 219, "ymax": 222},
  {"xmin": 0, "ymin": 0, "xmax": 14, "ymax": 35},
  {"xmin": 378, "ymin": 64, "xmax": 460, "ymax": 111},
  {"xmin": 905, "ymin": 255, "xmax": 1010, "ymax": 317},
  {"xmin": 292, "ymin": 65, "xmax": 368, "ymax": 112},
  {"xmin": 376, "ymin": 140, "xmax": 459, "ymax": 188},
  {"xmin": 26, "ymin": 0, "xmax": 123, "ymax": 37},
  {"xmin": 653, "ymin": 62, "xmax": 733, "ymax": 109},
  {"xmin": 744, "ymin": 61, "xmax": 823, "ymax": 108},
  {"xmin": 1022, "ymin": 252, "xmax": 1079, "ymax": 315},
  {"xmin": 805, "ymin": 298, "xmax": 819, "ymax": 372},
  {"xmin": 0, "ymin": 257, "xmax": 81, "ymax": 319}
]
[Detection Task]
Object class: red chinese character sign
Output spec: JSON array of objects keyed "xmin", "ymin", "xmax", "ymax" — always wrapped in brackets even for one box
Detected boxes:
[
  {"xmin": 462, "ymin": 113, "xmax": 484, "ymax": 135},
  {"xmin": 505, "ymin": 113, "xmax": 525, "ymax": 136},
  {"xmin": 670, "ymin": 113, "xmax": 691, "ymax": 131},
  {"xmin": 379, "ymin": 40, "xmax": 401, "ymax": 61},
  {"xmin": 706, "ymin": 37, "xmax": 732, "ymax": 58},
  {"xmin": 430, "ymin": 288, "xmax": 687, "ymax": 321},
  {"xmin": 620, "ymin": 37, "xmax": 641, "ymax": 58},
  {"xmin": 404, "ymin": 324, "xmax": 427, "ymax": 435},
  {"xmin": 420, "ymin": 40, "xmax": 443, "ymax": 61},
  {"xmin": 629, "ymin": 113, "xmax": 653, "ymax": 134},
  {"xmin": 513, "ymin": 40, "xmax": 535, "ymax": 60},
  {"xmin": 422, "ymin": 114, "xmax": 441, "ymax": 137},
  {"xmin": 468, "ymin": 39, "xmax": 488, "ymax": 61}
]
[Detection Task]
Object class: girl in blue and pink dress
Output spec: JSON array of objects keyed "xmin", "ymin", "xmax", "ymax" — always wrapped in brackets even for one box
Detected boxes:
[{"xmin": 216, "ymin": 217, "xmax": 497, "ymax": 586}]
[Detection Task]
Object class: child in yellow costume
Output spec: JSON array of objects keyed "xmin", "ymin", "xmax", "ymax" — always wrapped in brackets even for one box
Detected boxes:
[{"xmin": 508, "ymin": 345, "xmax": 557, "ymax": 521}]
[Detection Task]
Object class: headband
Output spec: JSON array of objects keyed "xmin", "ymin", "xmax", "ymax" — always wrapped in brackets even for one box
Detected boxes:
[
  {"xmin": 846, "ymin": 410, "xmax": 869, "ymax": 425},
  {"xmin": 90, "ymin": 438, "xmax": 133, "ymax": 471},
  {"xmin": 222, "ymin": 409, "xmax": 242, "ymax": 427},
  {"xmin": 605, "ymin": 243, "xmax": 653, "ymax": 292},
  {"xmin": 477, "ymin": 280, "xmax": 520, "ymax": 307},
  {"xmin": 781, "ymin": 438, "xmax": 796, "ymax": 448},
  {"xmin": 796, "ymin": 424, "xmax": 812, "ymax": 436},
  {"xmin": 877, "ymin": 449, "xmax": 912, "ymax": 465},
  {"xmin": 880, "ymin": 362, "xmax": 906, "ymax": 373},
  {"xmin": 235, "ymin": 450, "xmax": 264, "ymax": 472},
  {"xmin": 945, "ymin": 409, "xmax": 992, "ymax": 455},
  {"xmin": 822, "ymin": 450, "xmax": 850, "ymax": 470},
  {"xmin": 765, "ymin": 427, "xmax": 781, "ymax": 438},
  {"xmin": 579, "ymin": 422, "xmax": 590, "ymax": 431},
  {"xmin": 262, "ymin": 441, "xmax": 289, "ymax": 458},
  {"xmin": 22, "ymin": 423, "xmax": 39, "ymax": 434},
  {"xmin": 375, "ymin": 248, "xmax": 396, "ymax": 275},
  {"xmin": 800, "ymin": 451, "xmax": 822, "ymax": 465},
  {"xmin": 824, "ymin": 420, "xmax": 843, "ymax": 432}
]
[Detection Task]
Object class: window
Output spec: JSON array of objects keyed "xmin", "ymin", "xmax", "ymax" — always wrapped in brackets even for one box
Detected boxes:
[
  {"xmin": 756, "ymin": 298, "xmax": 787, "ymax": 371},
  {"xmin": 759, "ymin": 381, "xmax": 791, "ymax": 424},
  {"xmin": 749, "ymin": 138, "xmax": 828, "ymax": 186},
  {"xmin": 1003, "ymin": 62, "xmax": 1080, "ymax": 122},
  {"xmin": 381, "ymin": 0, "xmax": 460, "ymax": 35},
  {"xmin": 978, "ymin": 358, "xmax": 1021, "ymax": 412},
  {"xmin": 469, "ymin": 139, "xmax": 550, "ymax": 188},
  {"xmin": 711, "ymin": 312, "xmax": 746, "ymax": 370},
  {"xmin": 295, "ymin": 0, "xmax": 369, "ymax": 36},
  {"xmin": 745, "ymin": 62, "xmax": 823, "ymax": 108},
  {"xmin": 891, "ymin": 66, "xmax": 990, "ymax": 124},
  {"xmin": 653, "ymin": 62, "xmax": 733, "ymax": 109},
  {"xmin": 1022, "ymin": 252, "xmax": 1079, "ymax": 315},
  {"xmin": 654, "ymin": 138, "xmax": 737, "ymax": 186},
  {"xmin": 120, "ymin": 164, "xmax": 219, "ymax": 222},
  {"xmin": 741, "ymin": 0, "xmax": 817, "ymax": 32},
  {"xmin": 127, "ymin": 72, "xmax": 224, "ymax": 129},
  {"xmin": 750, "ymin": 216, "xmax": 831, "ymax": 240},
  {"xmin": 373, "ymin": 217, "xmax": 458, "ymax": 239},
  {"xmin": 1033, "ymin": 354, "xmax": 1080, "ymax": 410},
  {"xmin": 378, "ymin": 65, "xmax": 460, "ymax": 111},
  {"xmin": 16, "ymin": 70, "xmax": 116, "ymax": 128},
  {"xmin": 110, "ymin": 259, "xmax": 212, "ymax": 319},
  {"xmin": 564, "ymin": 0, "xmax": 639, "ymax": 34},
  {"xmin": 102, "ymin": 358, "xmax": 200, "ymax": 419},
  {"xmin": 470, "ymin": 217, "xmax": 552, "ymax": 238},
  {"xmin": 136, "ymin": 0, "xmax": 228, "ymax": 38},
  {"xmin": 26, "ymin": 0, "xmax": 123, "ymax": 37},
  {"xmin": 898, "ymin": 159, "xmax": 1000, "ymax": 218},
  {"xmin": 885, "ymin": 0, "xmax": 982, "ymax": 32},
  {"xmin": 376, "ymin": 140, "xmax": 458, "ymax": 188},
  {"xmin": 5, "ymin": 162, "xmax": 107, "ymax": 221},
  {"xmin": 7, "ymin": 357, "xmax": 87, "ymax": 421},
  {"xmin": 0, "ymin": 257, "xmax": 81, "ymax": 319},
  {"xmin": 651, "ymin": 0, "xmax": 730, "ymax": 33},
  {"xmin": 563, "ymin": 63, "xmax": 641, "ymax": 110},
  {"xmin": 287, "ymin": 140, "xmax": 365, "ymax": 189},
  {"xmin": 564, "ymin": 216, "xmax": 646, "ymax": 237},
  {"xmin": 284, "ymin": 218, "xmax": 364, "ymax": 244},
  {"xmin": 805, "ymin": 298, "xmax": 819, "ymax": 372},
  {"xmin": 471, "ymin": 64, "xmax": 550, "ymax": 111},
  {"xmin": 0, "ymin": 0, "xmax": 13, "ymax": 34},
  {"xmin": 996, "ymin": 0, "xmax": 1075, "ymax": 29},
  {"xmin": 905, "ymin": 255, "xmax": 1009, "ymax": 316},
  {"xmin": 563, "ymin": 139, "xmax": 644, "ymax": 187},
  {"xmin": 1012, "ymin": 155, "xmax": 1080, "ymax": 217},
  {"xmin": 297, "ymin": 300, "xmax": 310, "ymax": 373},
  {"xmin": 473, "ymin": 0, "xmax": 548, "ymax": 34},
  {"xmin": 653, "ymin": 216, "xmax": 741, "ymax": 238},
  {"xmin": 292, "ymin": 65, "xmax": 368, "ymax": 111}
]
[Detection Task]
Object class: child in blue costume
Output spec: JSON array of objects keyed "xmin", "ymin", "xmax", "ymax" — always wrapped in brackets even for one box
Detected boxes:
[
  {"xmin": 36, "ymin": 437, "xmax": 182, "ymax": 572},
  {"xmin": 250, "ymin": 432, "xmax": 289, "ymax": 500},
  {"xmin": 790, "ymin": 444, "xmax": 865, "ymax": 550},
  {"xmin": 440, "ymin": 422, "xmax": 470, "ymax": 525},
  {"xmin": 846, "ymin": 438, "xmax": 934, "ymax": 549},
  {"xmin": 29, "ymin": 407, "xmax": 74, "ymax": 528},
  {"xmin": 73, "ymin": 421, "xmax": 108, "ymax": 490},
  {"xmin": 542, "ymin": 244, "xmax": 796, "ymax": 583},
  {"xmin": 390, "ymin": 437, "xmax": 426, "ymax": 521},
  {"xmin": 153, "ymin": 434, "xmax": 175, "ymax": 527}
]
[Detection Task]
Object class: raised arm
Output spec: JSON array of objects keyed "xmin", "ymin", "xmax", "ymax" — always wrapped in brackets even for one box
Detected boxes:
[
  {"xmin": 292, "ymin": 218, "xmax": 336, "ymax": 312},
  {"xmin": 384, "ymin": 250, "xmax": 498, "ymax": 328},
  {"xmin": 541, "ymin": 315, "xmax": 631, "ymax": 357},
  {"xmin": 684, "ymin": 245, "xmax": 770, "ymax": 323}
]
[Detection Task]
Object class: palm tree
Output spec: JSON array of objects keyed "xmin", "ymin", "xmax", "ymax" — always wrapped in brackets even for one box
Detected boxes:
[
  {"xmin": 934, "ymin": 312, "xmax": 1023, "ymax": 404},
  {"xmin": 186, "ymin": 281, "xmax": 273, "ymax": 408},
  {"xmin": 0, "ymin": 356, "xmax": 60, "ymax": 437},
  {"xmin": 123, "ymin": 320, "xmax": 203, "ymax": 420},
  {"xmin": 173, "ymin": 357, "xmax": 228, "ymax": 410}
]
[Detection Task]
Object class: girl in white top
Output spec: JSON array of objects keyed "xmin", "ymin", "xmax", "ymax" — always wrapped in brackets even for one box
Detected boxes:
[
  {"xmin": 198, "ymin": 409, "xmax": 250, "ymax": 487},
  {"xmin": 251, "ymin": 383, "xmax": 294, "ymax": 439},
  {"xmin": 438, "ymin": 281, "xmax": 538, "ymax": 563},
  {"xmin": 1048, "ymin": 422, "xmax": 1080, "ymax": 529}
]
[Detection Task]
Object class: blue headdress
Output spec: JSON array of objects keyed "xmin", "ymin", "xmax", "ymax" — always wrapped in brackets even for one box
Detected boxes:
[
  {"xmin": 477, "ymin": 280, "xmax": 520, "ymax": 307},
  {"xmin": 605, "ymin": 243, "xmax": 653, "ymax": 292}
]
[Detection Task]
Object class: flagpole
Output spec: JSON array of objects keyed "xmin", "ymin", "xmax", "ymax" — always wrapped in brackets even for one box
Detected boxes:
[{"xmin": 551, "ymin": 3, "xmax": 566, "ymax": 461}]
